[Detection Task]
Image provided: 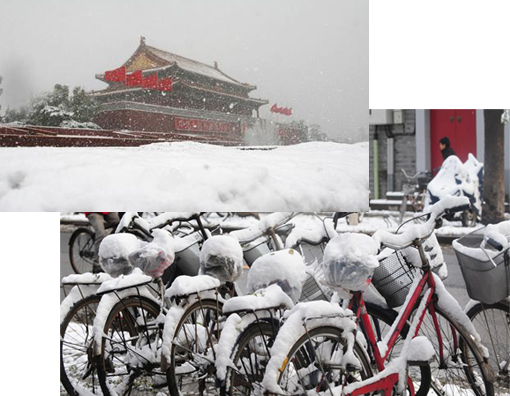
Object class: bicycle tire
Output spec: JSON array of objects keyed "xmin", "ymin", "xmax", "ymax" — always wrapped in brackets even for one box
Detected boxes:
[
  {"xmin": 223, "ymin": 319, "xmax": 280, "ymax": 396},
  {"xmin": 274, "ymin": 325, "xmax": 373, "ymax": 396},
  {"xmin": 417, "ymin": 304, "xmax": 495, "ymax": 396},
  {"xmin": 95, "ymin": 296, "xmax": 165, "ymax": 396},
  {"xmin": 61, "ymin": 294, "xmax": 102, "ymax": 396},
  {"xmin": 466, "ymin": 300, "xmax": 510, "ymax": 393},
  {"xmin": 69, "ymin": 227, "xmax": 96, "ymax": 274},
  {"xmin": 166, "ymin": 298, "xmax": 224, "ymax": 396}
]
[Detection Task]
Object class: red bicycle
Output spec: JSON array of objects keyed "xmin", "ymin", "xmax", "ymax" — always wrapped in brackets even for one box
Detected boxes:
[{"xmin": 263, "ymin": 197, "xmax": 494, "ymax": 396}]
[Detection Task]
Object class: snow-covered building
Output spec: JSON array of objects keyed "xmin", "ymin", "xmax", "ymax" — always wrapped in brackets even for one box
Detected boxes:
[
  {"xmin": 91, "ymin": 37, "xmax": 269, "ymax": 137},
  {"xmin": 369, "ymin": 109, "xmax": 510, "ymax": 201}
]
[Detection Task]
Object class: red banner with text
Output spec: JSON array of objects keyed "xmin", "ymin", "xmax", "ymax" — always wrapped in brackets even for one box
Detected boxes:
[{"xmin": 174, "ymin": 117, "xmax": 236, "ymax": 134}]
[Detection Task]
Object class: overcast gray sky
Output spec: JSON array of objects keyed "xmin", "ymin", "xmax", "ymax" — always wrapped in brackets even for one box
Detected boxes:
[{"xmin": 0, "ymin": 0, "xmax": 367, "ymax": 141}]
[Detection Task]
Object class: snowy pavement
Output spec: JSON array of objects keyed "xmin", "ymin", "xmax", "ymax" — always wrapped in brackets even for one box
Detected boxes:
[{"xmin": 0, "ymin": 141, "xmax": 368, "ymax": 211}]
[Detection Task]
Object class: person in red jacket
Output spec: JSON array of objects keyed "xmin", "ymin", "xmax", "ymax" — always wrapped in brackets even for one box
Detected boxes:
[{"xmin": 84, "ymin": 212, "xmax": 120, "ymax": 273}]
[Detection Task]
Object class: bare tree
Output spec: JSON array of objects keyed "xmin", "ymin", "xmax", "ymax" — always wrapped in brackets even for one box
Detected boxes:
[{"xmin": 482, "ymin": 109, "xmax": 505, "ymax": 224}]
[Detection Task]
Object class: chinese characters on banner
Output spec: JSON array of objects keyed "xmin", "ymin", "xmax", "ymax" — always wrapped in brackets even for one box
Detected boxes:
[
  {"xmin": 104, "ymin": 66, "xmax": 172, "ymax": 92},
  {"xmin": 270, "ymin": 104, "xmax": 292, "ymax": 116},
  {"xmin": 174, "ymin": 117, "xmax": 236, "ymax": 133}
]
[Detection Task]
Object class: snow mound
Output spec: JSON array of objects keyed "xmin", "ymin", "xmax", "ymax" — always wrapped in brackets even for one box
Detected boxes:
[
  {"xmin": 0, "ymin": 142, "xmax": 368, "ymax": 211},
  {"xmin": 246, "ymin": 248, "xmax": 306, "ymax": 303},
  {"xmin": 99, "ymin": 233, "xmax": 141, "ymax": 277},
  {"xmin": 322, "ymin": 233, "xmax": 379, "ymax": 291},
  {"xmin": 96, "ymin": 268, "xmax": 152, "ymax": 294},
  {"xmin": 222, "ymin": 283, "xmax": 294, "ymax": 314},
  {"xmin": 165, "ymin": 274, "xmax": 221, "ymax": 298},
  {"xmin": 61, "ymin": 272, "xmax": 112, "ymax": 284},
  {"xmin": 199, "ymin": 235, "xmax": 244, "ymax": 282}
]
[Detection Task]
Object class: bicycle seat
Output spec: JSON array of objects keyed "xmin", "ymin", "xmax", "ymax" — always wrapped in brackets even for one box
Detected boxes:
[
  {"xmin": 96, "ymin": 268, "xmax": 152, "ymax": 295},
  {"xmin": 222, "ymin": 283, "xmax": 294, "ymax": 315},
  {"xmin": 247, "ymin": 248, "xmax": 306, "ymax": 303},
  {"xmin": 165, "ymin": 274, "xmax": 221, "ymax": 299}
]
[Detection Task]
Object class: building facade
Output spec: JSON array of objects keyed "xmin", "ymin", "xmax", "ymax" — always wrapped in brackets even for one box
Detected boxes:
[
  {"xmin": 369, "ymin": 109, "xmax": 416, "ymax": 199},
  {"xmin": 91, "ymin": 38, "xmax": 268, "ymax": 140},
  {"xmin": 370, "ymin": 109, "xmax": 510, "ymax": 200}
]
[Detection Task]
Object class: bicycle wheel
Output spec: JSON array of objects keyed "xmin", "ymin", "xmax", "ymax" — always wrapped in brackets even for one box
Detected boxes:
[
  {"xmin": 466, "ymin": 301, "xmax": 510, "ymax": 393},
  {"xmin": 275, "ymin": 326, "xmax": 373, "ymax": 396},
  {"xmin": 61, "ymin": 295, "xmax": 102, "ymax": 396},
  {"xmin": 417, "ymin": 304, "xmax": 495, "ymax": 396},
  {"xmin": 69, "ymin": 228, "xmax": 96, "ymax": 274},
  {"xmin": 224, "ymin": 320, "xmax": 280, "ymax": 396},
  {"xmin": 166, "ymin": 299, "xmax": 224, "ymax": 396},
  {"xmin": 96, "ymin": 296, "xmax": 166, "ymax": 396}
]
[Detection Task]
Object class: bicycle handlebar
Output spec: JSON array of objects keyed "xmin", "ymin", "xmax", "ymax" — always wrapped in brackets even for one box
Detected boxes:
[
  {"xmin": 372, "ymin": 196, "xmax": 470, "ymax": 250},
  {"xmin": 232, "ymin": 212, "xmax": 296, "ymax": 245},
  {"xmin": 486, "ymin": 237, "xmax": 504, "ymax": 252},
  {"xmin": 484, "ymin": 236, "xmax": 505, "ymax": 252},
  {"xmin": 149, "ymin": 212, "xmax": 201, "ymax": 229},
  {"xmin": 401, "ymin": 169, "xmax": 424, "ymax": 180}
]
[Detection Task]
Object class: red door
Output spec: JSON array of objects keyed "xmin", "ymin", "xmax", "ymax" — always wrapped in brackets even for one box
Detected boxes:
[{"xmin": 430, "ymin": 109, "xmax": 477, "ymax": 172}]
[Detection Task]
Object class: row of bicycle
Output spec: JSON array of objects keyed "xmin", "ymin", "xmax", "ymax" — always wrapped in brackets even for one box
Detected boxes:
[{"xmin": 60, "ymin": 203, "xmax": 510, "ymax": 396}]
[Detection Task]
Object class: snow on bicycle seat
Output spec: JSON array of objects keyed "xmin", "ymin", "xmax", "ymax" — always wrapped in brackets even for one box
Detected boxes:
[
  {"xmin": 96, "ymin": 268, "xmax": 152, "ymax": 295},
  {"xmin": 61, "ymin": 272, "xmax": 113, "ymax": 285},
  {"xmin": 222, "ymin": 283, "xmax": 294, "ymax": 315},
  {"xmin": 246, "ymin": 248, "xmax": 306, "ymax": 303},
  {"xmin": 284, "ymin": 219, "xmax": 337, "ymax": 249},
  {"xmin": 165, "ymin": 274, "xmax": 221, "ymax": 299}
]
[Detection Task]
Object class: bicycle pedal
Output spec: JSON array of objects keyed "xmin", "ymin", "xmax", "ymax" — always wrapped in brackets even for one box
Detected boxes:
[
  {"xmin": 81, "ymin": 364, "xmax": 93, "ymax": 380},
  {"xmin": 407, "ymin": 360, "xmax": 429, "ymax": 367}
]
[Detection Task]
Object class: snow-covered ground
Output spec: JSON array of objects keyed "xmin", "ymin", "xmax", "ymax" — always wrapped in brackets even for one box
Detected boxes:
[{"xmin": 0, "ymin": 141, "xmax": 368, "ymax": 211}]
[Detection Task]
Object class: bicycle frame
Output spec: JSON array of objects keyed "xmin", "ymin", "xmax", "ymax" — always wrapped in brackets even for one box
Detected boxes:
[{"xmin": 346, "ymin": 241, "xmax": 444, "ymax": 396}]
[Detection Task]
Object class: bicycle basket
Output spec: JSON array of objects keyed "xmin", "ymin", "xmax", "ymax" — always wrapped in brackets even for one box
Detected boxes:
[
  {"xmin": 453, "ymin": 228, "xmax": 510, "ymax": 304},
  {"xmin": 299, "ymin": 261, "xmax": 334, "ymax": 302},
  {"xmin": 372, "ymin": 250, "xmax": 415, "ymax": 308}
]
